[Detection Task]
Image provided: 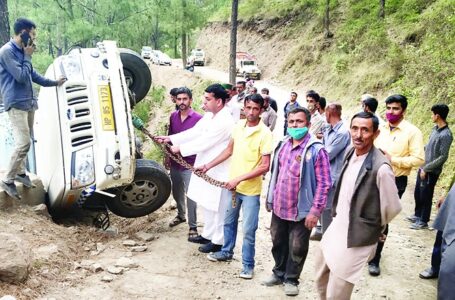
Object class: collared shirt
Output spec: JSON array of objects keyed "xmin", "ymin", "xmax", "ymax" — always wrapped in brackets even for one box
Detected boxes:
[
  {"xmin": 230, "ymin": 119, "xmax": 273, "ymax": 195},
  {"xmin": 273, "ymin": 134, "xmax": 331, "ymax": 220},
  {"xmin": 309, "ymin": 110, "xmax": 326, "ymax": 135},
  {"xmin": 168, "ymin": 108, "xmax": 203, "ymax": 170},
  {"xmin": 0, "ymin": 40, "xmax": 58, "ymax": 111},
  {"xmin": 423, "ymin": 125, "xmax": 453, "ymax": 174},
  {"xmin": 375, "ymin": 119, "xmax": 424, "ymax": 177},
  {"xmin": 321, "ymin": 152, "xmax": 401, "ymax": 284},
  {"xmin": 284, "ymin": 101, "xmax": 300, "ymax": 119},
  {"xmin": 323, "ymin": 120, "xmax": 351, "ymax": 183},
  {"xmin": 225, "ymin": 99, "xmax": 241, "ymax": 123},
  {"xmin": 261, "ymin": 106, "xmax": 277, "ymax": 131}
]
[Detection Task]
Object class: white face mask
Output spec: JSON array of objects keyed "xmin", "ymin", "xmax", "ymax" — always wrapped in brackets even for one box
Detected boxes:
[{"xmin": 307, "ymin": 104, "xmax": 315, "ymax": 111}]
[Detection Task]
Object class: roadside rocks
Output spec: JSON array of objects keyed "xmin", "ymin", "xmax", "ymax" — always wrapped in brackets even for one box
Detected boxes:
[
  {"xmin": 0, "ymin": 233, "xmax": 31, "ymax": 284},
  {"xmin": 134, "ymin": 231, "xmax": 156, "ymax": 242},
  {"xmin": 32, "ymin": 204, "xmax": 50, "ymax": 218},
  {"xmin": 115, "ymin": 257, "xmax": 139, "ymax": 269},
  {"xmin": 32, "ymin": 244, "xmax": 59, "ymax": 260},
  {"xmin": 106, "ymin": 266, "xmax": 124, "ymax": 275}
]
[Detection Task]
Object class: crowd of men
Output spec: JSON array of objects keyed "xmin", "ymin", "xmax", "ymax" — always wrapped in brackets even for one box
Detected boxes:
[
  {"xmin": 156, "ymin": 81, "xmax": 453, "ymax": 298},
  {"xmin": 1, "ymin": 17, "xmax": 453, "ymax": 300}
]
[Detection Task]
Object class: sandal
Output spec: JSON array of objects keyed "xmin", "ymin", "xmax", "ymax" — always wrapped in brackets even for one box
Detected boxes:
[
  {"xmin": 169, "ymin": 216, "xmax": 186, "ymax": 227},
  {"xmin": 188, "ymin": 228, "xmax": 198, "ymax": 240}
]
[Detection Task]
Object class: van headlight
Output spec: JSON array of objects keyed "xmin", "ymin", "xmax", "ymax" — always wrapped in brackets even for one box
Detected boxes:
[{"xmin": 71, "ymin": 147, "xmax": 95, "ymax": 189}]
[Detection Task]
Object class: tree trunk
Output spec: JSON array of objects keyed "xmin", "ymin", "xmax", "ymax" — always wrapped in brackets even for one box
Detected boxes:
[
  {"xmin": 379, "ymin": 0, "xmax": 385, "ymax": 18},
  {"xmin": 181, "ymin": 0, "xmax": 187, "ymax": 66},
  {"xmin": 151, "ymin": 17, "xmax": 159, "ymax": 49},
  {"xmin": 229, "ymin": 0, "xmax": 239, "ymax": 85},
  {"xmin": 181, "ymin": 33, "xmax": 187, "ymax": 66},
  {"xmin": 0, "ymin": 0, "xmax": 10, "ymax": 45},
  {"xmin": 323, "ymin": 0, "xmax": 333, "ymax": 38}
]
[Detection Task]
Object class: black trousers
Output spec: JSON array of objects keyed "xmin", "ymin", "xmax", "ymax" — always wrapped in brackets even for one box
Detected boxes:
[
  {"xmin": 414, "ymin": 169, "xmax": 440, "ymax": 223},
  {"xmin": 270, "ymin": 213, "xmax": 311, "ymax": 285},
  {"xmin": 369, "ymin": 176, "xmax": 407, "ymax": 266},
  {"xmin": 431, "ymin": 230, "xmax": 443, "ymax": 273}
]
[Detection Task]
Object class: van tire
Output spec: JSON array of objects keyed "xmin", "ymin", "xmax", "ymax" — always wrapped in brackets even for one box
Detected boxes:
[
  {"xmin": 119, "ymin": 49, "xmax": 152, "ymax": 107},
  {"xmin": 105, "ymin": 159, "xmax": 171, "ymax": 218}
]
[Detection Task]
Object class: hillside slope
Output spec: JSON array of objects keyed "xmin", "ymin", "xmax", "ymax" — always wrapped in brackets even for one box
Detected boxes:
[{"xmin": 196, "ymin": 0, "xmax": 454, "ymax": 188}]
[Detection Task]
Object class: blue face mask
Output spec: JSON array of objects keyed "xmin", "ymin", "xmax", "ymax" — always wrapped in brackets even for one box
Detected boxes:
[{"xmin": 287, "ymin": 127, "xmax": 309, "ymax": 140}]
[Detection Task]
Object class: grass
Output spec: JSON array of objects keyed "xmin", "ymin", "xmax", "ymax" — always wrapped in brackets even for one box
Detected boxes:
[{"xmin": 208, "ymin": 0, "xmax": 454, "ymax": 192}]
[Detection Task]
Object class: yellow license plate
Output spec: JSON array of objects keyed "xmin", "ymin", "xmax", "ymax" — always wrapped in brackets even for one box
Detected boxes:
[{"xmin": 98, "ymin": 85, "xmax": 115, "ymax": 131}]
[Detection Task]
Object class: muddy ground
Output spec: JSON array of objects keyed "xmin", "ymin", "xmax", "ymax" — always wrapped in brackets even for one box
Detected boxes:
[{"xmin": 0, "ymin": 63, "xmax": 439, "ymax": 300}]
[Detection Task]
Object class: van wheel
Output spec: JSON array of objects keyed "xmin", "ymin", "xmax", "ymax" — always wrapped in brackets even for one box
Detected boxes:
[
  {"xmin": 105, "ymin": 159, "xmax": 171, "ymax": 218},
  {"xmin": 119, "ymin": 49, "xmax": 152, "ymax": 107}
]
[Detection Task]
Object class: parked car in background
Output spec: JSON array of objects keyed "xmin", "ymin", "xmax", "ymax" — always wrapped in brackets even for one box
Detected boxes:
[
  {"xmin": 150, "ymin": 50, "xmax": 172, "ymax": 66},
  {"xmin": 236, "ymin": 52, "xmax": 261, "ymax": 80},
  {"xmin": 158, "ymin": 52, "xmax": 172, "ymax": 66},
  {"xmin": 150, "ymin": 50, "xmax": 161, "ymax": 64},
  {"xmin": 190, "ymin": 49, "xmax": 205, "ymax": 66},
  {"xmin": 141, "ymin": 46, "xmax": 152, "ymax": 59}
]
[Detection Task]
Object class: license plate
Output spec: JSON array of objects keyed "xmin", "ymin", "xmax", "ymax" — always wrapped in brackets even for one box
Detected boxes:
[{"xmin": 98, "ymin": 85, "xmax": 115, "ymax": 131}]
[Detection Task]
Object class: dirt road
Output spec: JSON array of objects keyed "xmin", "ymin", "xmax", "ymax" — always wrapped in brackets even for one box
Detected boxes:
[
  {"xmin": 0, "ymin": 63, "xmax": 438, "ymax": 299},
  {"xmin": 41, "ymin": 63, "xmax": 439, "ymax": 299}
]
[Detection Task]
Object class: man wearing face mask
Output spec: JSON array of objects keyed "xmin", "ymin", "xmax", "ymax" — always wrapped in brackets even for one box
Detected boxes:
[
  {"xmin": 369, "ymin": 94, "xmax": 424, "ymax": 276},
  {"xmin": 263, "ymin": 107, "xmax": 331, "ymax": 296},
  {"xmin": 0, "ymin": 18, "xmax": 66, "ymax": 199}
]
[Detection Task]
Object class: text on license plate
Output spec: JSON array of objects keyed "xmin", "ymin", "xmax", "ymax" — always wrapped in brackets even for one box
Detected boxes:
[{"xmin": 98, "ymin": 85, "xmax": 115, "ymax": 131}]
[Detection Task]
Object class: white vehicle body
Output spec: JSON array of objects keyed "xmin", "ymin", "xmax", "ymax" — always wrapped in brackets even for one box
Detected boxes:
[
  {"xmin": 33, "ymin": 41, "xmax": 171, "ymax": 218},
  {"xmin": 236, "ymin": 60, "xmax": 261, "ymax": 80},
  {"xmin": 141, "ymin": 46, "xmax": 152, "ymax": 59},
  {"xmin": 35, "ymin": 41, "xmax": 135, "ymax": 210},
  {"xmin": 190, "ymin": 49, "xmax": 205, "ymax": 66}
]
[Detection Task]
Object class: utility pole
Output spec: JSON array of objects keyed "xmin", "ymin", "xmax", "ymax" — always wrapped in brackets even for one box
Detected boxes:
[{"xmin": 229, "ymin": 0, "xmax": 238, "ymax": 85}]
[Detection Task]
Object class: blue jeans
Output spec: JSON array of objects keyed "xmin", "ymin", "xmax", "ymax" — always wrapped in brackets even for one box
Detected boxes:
[{"xmin": 222, "ymin": 192, "xmax": 260, "ymax": 269}]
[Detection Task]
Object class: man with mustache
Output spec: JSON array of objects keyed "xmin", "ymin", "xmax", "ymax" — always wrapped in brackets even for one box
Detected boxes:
[
  {"xmin": 369, "ymin": 94, "xmax": 424, "ymax": 276},
  {"xmin": 166, "ymin": 87, "xmax": 203, "ymax": 240},
  {"xmin": 316, "ymin": 112, "xmax": 402, "ymax": 299},
  {"xmin": 157, "ymin": 84, "xmax": 235, "ymax": 253}
]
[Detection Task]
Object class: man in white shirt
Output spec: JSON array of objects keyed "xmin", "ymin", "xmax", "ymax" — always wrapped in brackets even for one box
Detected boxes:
[{"xmin": 156, "ymin": 84, "xmax": 235, "ymax": 253}]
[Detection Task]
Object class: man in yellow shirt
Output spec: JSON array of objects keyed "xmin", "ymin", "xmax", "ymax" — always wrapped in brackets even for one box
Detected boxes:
[
  {"xmin": 200, "ymin": 93, "xmax": 273, "ymax": 279},
  {"xmin": 369, "ymin": 94, "xmax": 424, "ymax": 276}
]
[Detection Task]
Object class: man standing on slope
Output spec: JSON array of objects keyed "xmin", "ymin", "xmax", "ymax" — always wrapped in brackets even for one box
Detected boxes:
[
  {"xmin": 156, "ymin": 84, "xmax": 234, "ymax": 253},
  {"xmin": 263, "ymin": 107, "xmax": 331, "ymax": 296},
  {"xmin": 316, "ymin": 112, "xmax": 402, "ymax": 299},
  {"xmin": 166, "ymin": 87, "xmax": 203, "ymax": 240},
  {"xmin": 283, "ymin": 91, "xmax": 301, "ymax": 135},
  {"xmin": 0, "ymin": 18, "xmax": 66, "ymax": 199},
  {"xmin": 409, "ymin": 104, "xmax": 452, "ymax": 230},
  {"xmin": 369, "ymin": 94, "xmax": 424, "ymax": 276},
  {"xmin": 203, "ymin": 93, "xmax": 273, "ymax": 279}
]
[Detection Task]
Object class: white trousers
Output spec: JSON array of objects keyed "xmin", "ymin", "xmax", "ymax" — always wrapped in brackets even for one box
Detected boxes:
[{"xmin": 201, "ymin": 188, "xmax": 231, "ymax": 245}]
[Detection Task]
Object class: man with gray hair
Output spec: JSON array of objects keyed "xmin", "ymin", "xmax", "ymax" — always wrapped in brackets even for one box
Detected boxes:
[{"xmin": 321, "ymin": 103, "xmax": 350, "ymax": 232}]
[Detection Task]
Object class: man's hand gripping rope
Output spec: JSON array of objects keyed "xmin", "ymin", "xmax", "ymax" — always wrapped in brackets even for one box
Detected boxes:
[{"xmin": 141, "ymin": 128, "xmax": 237, "ymax": 208}]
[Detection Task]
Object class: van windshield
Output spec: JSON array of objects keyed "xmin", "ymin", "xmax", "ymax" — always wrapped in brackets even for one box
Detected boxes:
[{"xmin": 243, "ymin": 61, "xmax": 256, "ymax": 66}]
